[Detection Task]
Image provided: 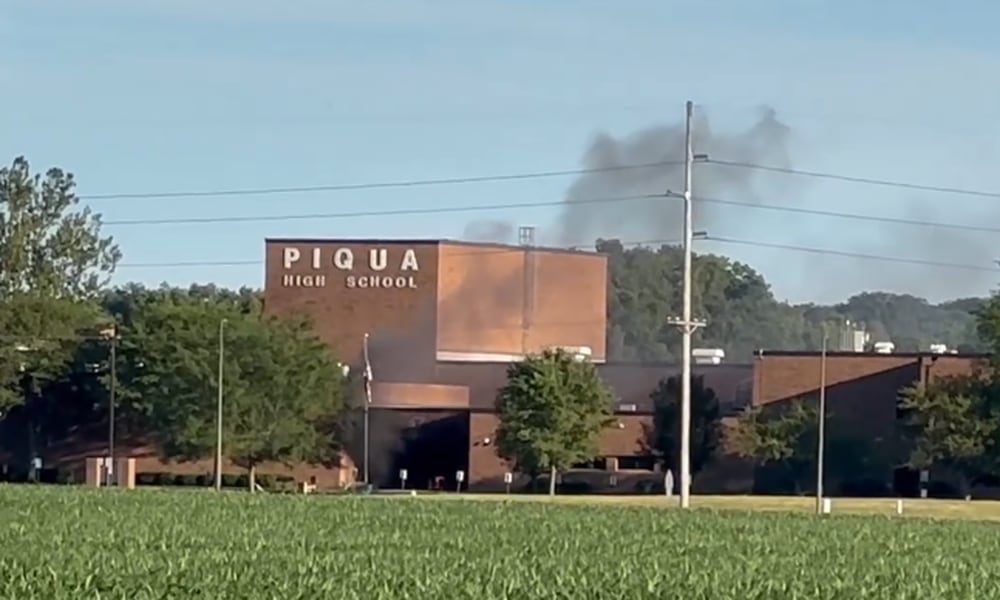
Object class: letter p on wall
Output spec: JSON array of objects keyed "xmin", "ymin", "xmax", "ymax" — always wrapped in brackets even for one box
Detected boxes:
[{"xmin": 282, "ymin": 247, "xmax": 301, "ymax": 269}]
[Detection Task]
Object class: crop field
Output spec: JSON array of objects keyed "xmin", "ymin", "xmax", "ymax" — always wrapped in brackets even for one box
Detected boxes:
[{"xmin": 2, "ymin": 487, "xmax": 1000, "ymax": 599}]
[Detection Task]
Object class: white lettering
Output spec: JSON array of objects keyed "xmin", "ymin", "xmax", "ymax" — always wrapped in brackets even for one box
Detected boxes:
[
  {"xmin": 282, "ymin": 247, "xmax": 300, "ymax": 269},
  {"xmin": 282, "ymin": 274, "xmax": 326, "ymax": 288},
  {"xmin": 311, "ymin": 247, "xmax": 321, "ymax": 269},
  {"xmin": 400, "ymin": 249, "xmax": 419, "ymax": 271},
  {"xmin": 344, "ymin": 275, "xmax": 417, "ymax": 289},
  {"xmin": 369, "ymin": 248, "xmax": 388, "ymax": 271},
  {"xmin": 333, "ymin": 248, "xmax": 354, "ymax": 270}
]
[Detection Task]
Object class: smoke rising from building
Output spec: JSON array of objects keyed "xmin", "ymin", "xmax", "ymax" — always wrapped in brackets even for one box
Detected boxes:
[
  {"xmin": 463, "ymin": 220, "xmax": 515, "ymax": 244},
  {"xmin": 551, "ymin": 107, "xmax": 794, "ymax": 246},
  {"xmin": 461, "ymin": 107, "xmax": 796, "ymax": 248}
]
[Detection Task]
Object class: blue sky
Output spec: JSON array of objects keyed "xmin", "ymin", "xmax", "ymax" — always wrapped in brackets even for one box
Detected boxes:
[{"xmin": 2, "ymin": 0, "xmax": 999, "ymax": 304}]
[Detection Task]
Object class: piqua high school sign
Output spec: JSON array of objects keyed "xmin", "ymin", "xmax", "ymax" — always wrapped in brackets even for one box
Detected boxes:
[{"xmin": 280, "ymin": 246, "xmax": 420, "ymax": 289}]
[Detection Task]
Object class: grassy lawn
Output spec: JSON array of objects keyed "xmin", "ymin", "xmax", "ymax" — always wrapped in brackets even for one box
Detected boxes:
[
  {"xmin": 430, "ymin": 493, "xmax": 1000, "ymax": 521},
  {"xmin": 3, "ymin": 485, "xmax": 1000, "ymax": 598}
]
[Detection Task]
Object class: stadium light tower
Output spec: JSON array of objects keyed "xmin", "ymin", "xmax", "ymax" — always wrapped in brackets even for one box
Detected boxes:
[{"xmin": 666, "ymin": 100, "xmax": 708, "ymax": 509}]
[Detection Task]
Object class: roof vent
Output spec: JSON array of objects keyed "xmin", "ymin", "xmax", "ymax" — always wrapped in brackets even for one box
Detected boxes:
[
  {"xmin": 873, "ymin": 341, "xmax": 895, "ymax": 354},
  {"xmin": 692, "ymin": 348, "xmax": 725, "ymax": 364}
]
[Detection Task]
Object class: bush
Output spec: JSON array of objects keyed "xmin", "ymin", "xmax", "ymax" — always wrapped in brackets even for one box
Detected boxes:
[
  {"xmin": 556, "ymin": 481, "xmax": 594, "ymax": 495},
  {"xmin": 634, "ymin": 479, "xmax": 665, "ymax": 495}
]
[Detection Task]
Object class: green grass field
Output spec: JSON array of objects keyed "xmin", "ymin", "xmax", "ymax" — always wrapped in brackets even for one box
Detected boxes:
[{"xmin": 3, "ymin": 486, "xmax": 1000, "ymax": 598}]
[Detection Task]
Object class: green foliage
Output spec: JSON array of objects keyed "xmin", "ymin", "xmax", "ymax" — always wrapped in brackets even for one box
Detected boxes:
[
  {"xmin": 648, "ymin": 375, "xmax": 721, "ymax": 475},
  {"xmin": 729, "ymin": 399, "xmax": 818, "ymax": 466},
  {"xmin": 494, "ymin": 349, "xmax": 614, "ymax": 490},
  {"xmin": 975, "ymin": 292, "xmax": 1000, "ymax": 362},
  {"xmin": 0, "ymin": 157, "xmax": 118, "ymax": 413},
  {"xmin": 730, "ymin": 400, "xmax": 821, "ymax": 493},
  {"xmin": 601, "ymin": 240, "xmax": 985, "ymax": 360},
  {"xmin": 4, "ymin": 487, "xmax": 1000, "ymax": 597},
  {"xmin": 120, "ymin": 290, "xmax": 347, "ymax": 474},
  {"xmin": 0, "ymin": 156, "xmax": 120, "ymax": 298},
  {"xmin": 898, "ymin": 376, "xmax": 1000, "ymax": 491},
  {"xmin": 0, "ymin": 296, "xmax": 103, "ymax": 411}
]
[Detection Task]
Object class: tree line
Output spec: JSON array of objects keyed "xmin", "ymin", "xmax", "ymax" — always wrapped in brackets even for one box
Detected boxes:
[
  {"xmin": 2, "ymin": 155, "xmax": 996, "ymax": 495},
  {"xmin": 601, "ymin": 239, "xmax": 985, "ymax": 361},
  {"xmin": 0, "ymin": 158, "xmax": 348, "ymax": 487}
]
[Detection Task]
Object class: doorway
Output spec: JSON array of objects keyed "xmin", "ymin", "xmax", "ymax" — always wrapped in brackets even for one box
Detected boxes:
[{"xmin": 386, "ymin": 411, "xmax": 469, "ymax": 490}]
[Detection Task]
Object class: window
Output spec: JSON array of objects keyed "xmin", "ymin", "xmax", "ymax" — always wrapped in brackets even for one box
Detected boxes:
[
  {"xmin": 615, "ymin": 455, "xmax": 656, "ymax": 471},
  {"xmin": 571, "ymin": 458, "xmax": 608, "ymax": 470}
]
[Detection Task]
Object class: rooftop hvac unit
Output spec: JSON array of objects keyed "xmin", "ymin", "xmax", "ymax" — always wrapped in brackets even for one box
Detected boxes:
[
  {"xmin": 929, "ymin": 343, "xmax": 948, "ymax": 354},
  {"xmin": 692, "ymin": 348, "xmax": 725, "ymax": 365},
  {"xmin": 873, "ymin": 341, "xmax": 895, "ymax": 354},
  {"xmin": 851, "ymin": 330, "xmax": 869, "ymax": 353}
]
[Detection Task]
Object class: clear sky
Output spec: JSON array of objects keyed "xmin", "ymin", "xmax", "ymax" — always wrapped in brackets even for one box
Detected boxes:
[{"xmin": 3, "ymin": 0, "xmax": 999, "ymax": 304}]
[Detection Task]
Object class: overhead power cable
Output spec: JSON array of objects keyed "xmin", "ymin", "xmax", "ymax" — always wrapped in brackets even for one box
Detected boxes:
[
  {"xmin": 103, "ymin": 193, "xmax": 662, "ymax": 226},
  {"xmin": 80, "ymin": 161, "xmax": 682, "ymax": 201},
  {"xmin": 103, "ymin": 192, "xmax": 1000, "ymax": 235},
  {"xmin": 705, "ymin": 159, "xmax": 1000, "ymax": 199},
  {"xmin": 115, "ymin": 235, "xmax": 1000, "ymax": 273},
  {"xmin": 80, "ymin": 159, "xmax": 1000, "ymax": 202}
]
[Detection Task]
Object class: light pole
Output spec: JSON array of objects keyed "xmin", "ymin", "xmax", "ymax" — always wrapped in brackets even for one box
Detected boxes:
[
  {"xmin": 666, "ymin": 100, "xmax": 708, "ymax": 509},
  {"xmin": 214, "ymin": 318, "xmax": 227, "ymax": 491},
  {"xmin": 816, "ymin": 329, "xmax": 829, "ymax": 515},
  {"xmin": 362, "ymin": 332, "xmax": 373, "ymax": 487},
  {"xmin": 99, "ymin": 325, "xmax": 119, "ymax": 487}
]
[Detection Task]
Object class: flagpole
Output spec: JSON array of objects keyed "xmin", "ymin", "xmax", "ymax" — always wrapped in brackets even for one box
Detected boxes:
[{"xmin": 362, "ymin": 332, "xmax": 372, "ymax": 487}]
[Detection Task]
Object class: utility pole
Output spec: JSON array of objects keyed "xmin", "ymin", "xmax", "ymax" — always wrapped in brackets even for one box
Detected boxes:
[
  {"xmin": 816, "ymin": 329, "xmax": 829, "ymax": 515},
  {"xmin": 667, "ymin": 100, "xmax": 706, "ymax": 509},
  {"xmin": 214, "ymin": 318, "xmax": 227, "ymax": 491},
  {"xmin": 108, "ymin": 327, "xmax": 118, "ymax": 487},
  {"xmin": 362, "ymin": 332, "xmax": 373, "ymax": 487},
  {"xmin": 99, "ymin": 324, "xmax": 119, "ymax": 487}
]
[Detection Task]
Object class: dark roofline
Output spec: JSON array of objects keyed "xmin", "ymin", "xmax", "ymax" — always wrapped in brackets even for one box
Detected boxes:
[
  {"xmin": 263, "ymin": 238, "xmax": 606, "ymax": 259},
  {"xmin": 439, "ymin": 239, "xmax": 605, "ymax": 258},
  {"xmin": 266, "ymin": 237, "xmax": 443, "ymax": 245},
  {"xmin": 601, "ymin": 361, "xmax": 754, "ymax": 368},
  {"xmin": 754, "ymin": 349, "xmax": 992, "ymax": 359},
  {"xmin": 434, "ymin": 360, "xmax": 753, "ymax": 368}
]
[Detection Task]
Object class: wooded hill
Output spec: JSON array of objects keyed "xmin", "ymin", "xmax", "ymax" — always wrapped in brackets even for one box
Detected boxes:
[{"xmin": 599, "ymin": 239, "xmax": 986, "ymax": 361}]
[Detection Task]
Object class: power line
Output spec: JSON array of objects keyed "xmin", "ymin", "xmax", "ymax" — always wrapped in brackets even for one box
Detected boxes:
[
  {"xmin": 119, "ymin": 259, "xmax": 262, "ymax": 268},
  {"xmin": 114, "ymin": 235, "xmax": 1000, "ymax": 273},
  {"xmin": 707, "ymin": 236, "xmax": 1000, "ymax": 272},
  {"xmin": 706, "ymin": 159, "xmax": 1000, "ymax": 199},
  {"xmin": 115, "ymin": 238, "xmax": 681, "ymax": 269},
  {"xmin": 80, "ymin": 158, "xmax": 1000, "ymax": 204},
  {"xmin": 81, "ymin": 161, "xmax": 682, "ymax": 201},
  {"xmin": 101, "ymin": 190, "xmax": 1000, "ymax": 235},
  {"xmin": 103, "ymin": 193, "xmax": 661, "ymax": 226},
  {"xmin": 698, "ymin": 197, "xmax": 1000, "ymax": 234}
]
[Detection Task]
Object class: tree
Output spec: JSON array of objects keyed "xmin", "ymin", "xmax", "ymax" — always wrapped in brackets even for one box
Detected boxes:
[
  {"xmin": 647, "ymin": 375, "xmax": 721, "ymax": 479},
  {"xmin": 0, "ymin": 157, "xmax": 120, "ymax": 298},
  {"xmin": 728, "ymin": 399, "xmax": 818, "ymax": 493},
  {"xmin": 122, "ymin": 294, "xmax": 347, "ymax": 489},
  {"xmin": 898, "ymin": 376, "xmax": 1000, "ymax": 498},
  {"xmin": 0, "ymin": 157, "xmax": 118, "ymax": 425},
  {"xmin": 597, "ymin": 238, "xmax": 985, "ymax": 361},
  {"xmin": 494, "ymin": 349, "xmax": 614, "ymax": 495}
]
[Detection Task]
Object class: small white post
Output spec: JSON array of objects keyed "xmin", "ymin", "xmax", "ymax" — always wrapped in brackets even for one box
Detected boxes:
[
  {"xmin": 896, "ymin": 499, "xmax": 904, "ymax": 515},
  {"xmin": 821, "ymin": 497, "xmax": 832, "ymax": 515}
]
